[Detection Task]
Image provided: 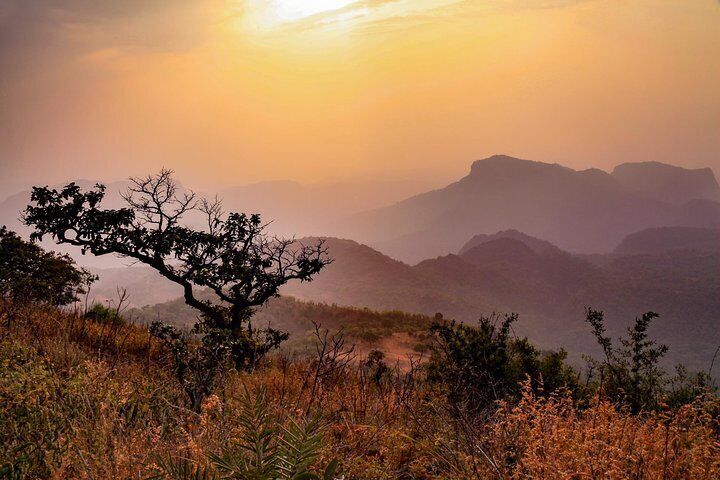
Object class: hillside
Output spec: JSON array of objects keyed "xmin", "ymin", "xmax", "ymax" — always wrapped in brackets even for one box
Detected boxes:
[
  {"xmin": 337, "ymin": 155, "xmax": 720, "ymax": 263},
  {"xmin": 278, "ymin": 233, "xmax": 720, "ymax": 368},
  {"xmin": 73, "ymin": 226, "xmax": 720, "ymax": 369},
  {"xmin": 130, "ymin": 295, "xmax": 432, "ymax": 363},
  {"xmin": 87, "ymin": 228, "xmax": 720, "ymax": 368},
  {"xmin": 614, "ymin": 226, "xmax": 720, "ymax": 255},
  {"xmin": 459, "ymin": 229, "xmax": 562, "ymax": 255},
  {"xmin": 280, "ymin": 237, "xmax": 500, "ymax": 320}
]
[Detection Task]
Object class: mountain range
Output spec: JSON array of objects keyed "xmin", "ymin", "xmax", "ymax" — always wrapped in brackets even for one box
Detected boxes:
[
  {"xmin": 2, "ymin": 155, "xmax": 718, "ymax": 367},
  {"xmin": 336, "ymin": 155, "xmax": 720, "ymax": 263},
  {"xmin": 2, "ymin": 155, "xmax": 718, "ymax": 266}
]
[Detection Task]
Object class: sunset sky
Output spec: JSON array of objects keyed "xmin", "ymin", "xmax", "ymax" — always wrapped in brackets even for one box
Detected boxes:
[{"xmin": 1, "ymin": 0, "xmax": 719, "ymax": 191}]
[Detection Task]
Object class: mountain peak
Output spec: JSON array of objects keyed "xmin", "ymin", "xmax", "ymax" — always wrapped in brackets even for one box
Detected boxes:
[
  {"xmin": 459, "ymin": 230, "xmax": 562, "ymax": 255},
  {"xmin": 460, "ymin": 237, "xmax": 536, "ymax": 266},
  {"xmin": 611, "ymin": 162, "xmax": 720, "ymax": 204},
  {"xmin": 468, "ymin": 155, "xmax": 572, "ymax": 179}
]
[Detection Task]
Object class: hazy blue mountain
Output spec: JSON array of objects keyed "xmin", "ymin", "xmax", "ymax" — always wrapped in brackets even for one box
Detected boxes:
[
  {"xmin": 338, "ymin": 155, "xmax": 720, "ymax": 263},
  {"xmin": 459, "ymin": 229, "xmax": 562, "ymax": 255},
  {"xmin": 614, "ymin": 226, "xmax": 720, "ymax": 255}
]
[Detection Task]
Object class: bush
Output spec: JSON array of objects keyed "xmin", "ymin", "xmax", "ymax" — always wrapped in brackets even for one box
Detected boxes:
[
  {"xmin": 426, "ymin": 313, "xmax": 578, "ymax": 412},
  {"xmin": 85, "ymin": 303, "xmax": 125, "ymax": 327},
  {"xmin": 362, "ymin": 350, "xmax": 391, "ymax": 386},
  {"xmin": 585, "ymin": 308, "xmax": 717, "ymax": 412}
]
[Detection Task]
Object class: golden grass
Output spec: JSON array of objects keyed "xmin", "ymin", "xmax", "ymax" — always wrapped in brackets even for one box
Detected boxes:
[{"xmin": 1, "ymin": 305, "xmax": 718, "ymax": 479}]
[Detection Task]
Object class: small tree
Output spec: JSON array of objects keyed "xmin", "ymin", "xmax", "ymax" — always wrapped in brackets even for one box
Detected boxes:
[
  {"xmin": 0, "ymin": 226, "xmax": 94, "ymax": 325},
  {"xmin": 24, "ymin": 170, "xmax": 330, "ymax": 410},
  {"xmin": 585, "ymin": 308, "xmax": 668, "ymax": 412}
]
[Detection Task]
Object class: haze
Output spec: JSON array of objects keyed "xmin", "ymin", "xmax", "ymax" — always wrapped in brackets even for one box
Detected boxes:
[{"xmin": 1, "ymin": 0, "xmax": 719, "ymax": 193}]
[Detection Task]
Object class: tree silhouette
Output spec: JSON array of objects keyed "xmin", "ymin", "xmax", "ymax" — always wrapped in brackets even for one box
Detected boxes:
[{"xmin": 24, "ymin": 169, "xmax": 330, "ymax": 408}]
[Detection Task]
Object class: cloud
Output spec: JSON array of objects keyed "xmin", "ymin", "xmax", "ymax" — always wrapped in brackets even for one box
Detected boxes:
[
  {"xmin": 284, "ymin": 0, "xmax": 591, "ymax": 33},
  {"xmin": 0, "ymin": 0, "xmax": 216, "ymax": 82}
]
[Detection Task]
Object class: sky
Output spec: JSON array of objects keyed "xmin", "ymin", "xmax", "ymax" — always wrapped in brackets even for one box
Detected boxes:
[{"xmin": 1, "ymin": 0, "xmax": 719, "ymax": 192}]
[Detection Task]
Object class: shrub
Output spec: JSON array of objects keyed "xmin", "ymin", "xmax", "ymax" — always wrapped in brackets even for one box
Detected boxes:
[
  {"xmin": 426, "ymin": 313, "xmax": 578, "ymax": 412},
  {"xmin": 85, "ymin": 303, "xmax": 125, "ymax": 326},
  {"xmin": 151, "ymin": 387, "xmax": 339, "ymax": 480},
  {"xmin": 585, "ymin": 308, "xmax": 717, "ymax": 412},
  {"xmin": 362, "ymin": 350, "xmax": 391, "ymax": 386},
  {"xmin": 486, "ymin": 384, "xmax": 720, "ymax": 478},
  {"xmin": 0, "ymin": 342, "xmax": 70, "ymax": 478}
]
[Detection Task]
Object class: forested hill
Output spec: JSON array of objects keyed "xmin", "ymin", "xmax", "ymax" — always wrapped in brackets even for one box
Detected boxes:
[
  {"xmin": 117, "ymin": 229, "xmax": 720, "ymax": 369},
  {"xmin": 278, "ymin": 234, "xmax": 719, "ymax": 368}
]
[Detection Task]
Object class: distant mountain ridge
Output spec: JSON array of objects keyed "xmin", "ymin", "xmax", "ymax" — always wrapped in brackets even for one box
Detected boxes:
[
  {"xmin": 338, "ymin": 155, "xmax": 720, "ymax": 263},
  {"xmin": 614, "ymin": 226, "xmax": 720, "ymax": 255},
  {"xmin": 612, "ymin": 162, "xmax": 720, "ymax": 204},
  {"xmin": 3, "ymin": 155, "xmax": 718, "ymax": 267},
  {"xmin": 459, "ymin": 229, "xmax": 562, "ymax": 255}
]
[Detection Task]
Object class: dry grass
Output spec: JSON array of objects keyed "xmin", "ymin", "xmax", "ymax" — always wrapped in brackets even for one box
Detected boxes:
[{"xmin": 1, "ymin": 305, "xmax": 718, "ymax": 479}]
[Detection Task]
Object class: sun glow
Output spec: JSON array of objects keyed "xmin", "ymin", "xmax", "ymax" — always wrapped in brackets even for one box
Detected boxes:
[
  {"xmin": 272, "ymin": 0, "xmax": 357, "ymax": 22},
  {"xmin": 240, "ymin": 0, "xmax": 358, "ymax": 29}
]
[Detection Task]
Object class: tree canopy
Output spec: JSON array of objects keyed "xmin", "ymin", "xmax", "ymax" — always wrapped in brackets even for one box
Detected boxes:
[
  {"xmin": 24, "ymin": 169, "xmax": 329, "ymax": 329},
  {"xmin": 0, "ymin": 226, "xmax": 94, "ymax": 307}
]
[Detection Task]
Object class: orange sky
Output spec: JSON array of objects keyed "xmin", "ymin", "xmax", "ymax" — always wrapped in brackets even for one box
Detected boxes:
[{"xmin": 1, "ymin": 0, "xmax": 719, "ymax": 190}]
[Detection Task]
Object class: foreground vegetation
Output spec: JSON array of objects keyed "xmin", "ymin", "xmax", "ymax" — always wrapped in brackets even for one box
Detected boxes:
[
  {"xmin": 3, "ymin": 173, "xmax": 718, "ymax": 478},
  {"xmin": 1, "ymin": 302, "xmax": 718, "ymax": 479}
]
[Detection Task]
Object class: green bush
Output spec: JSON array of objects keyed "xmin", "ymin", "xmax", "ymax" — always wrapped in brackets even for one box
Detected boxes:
[
  {"xmin": 426, "ymin": 313, "xmax": 578, "ymax": 412},
  {"xmin": 0, "ymin": 226, "xmax": 94, "ymax": 309},
  {"xmin": 0, "ymin": 342, "xmax": 73, "ymax": 478},
  {"xmin": 85, "ymin": 303, "xmax": 125, "ymax": 326}
]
